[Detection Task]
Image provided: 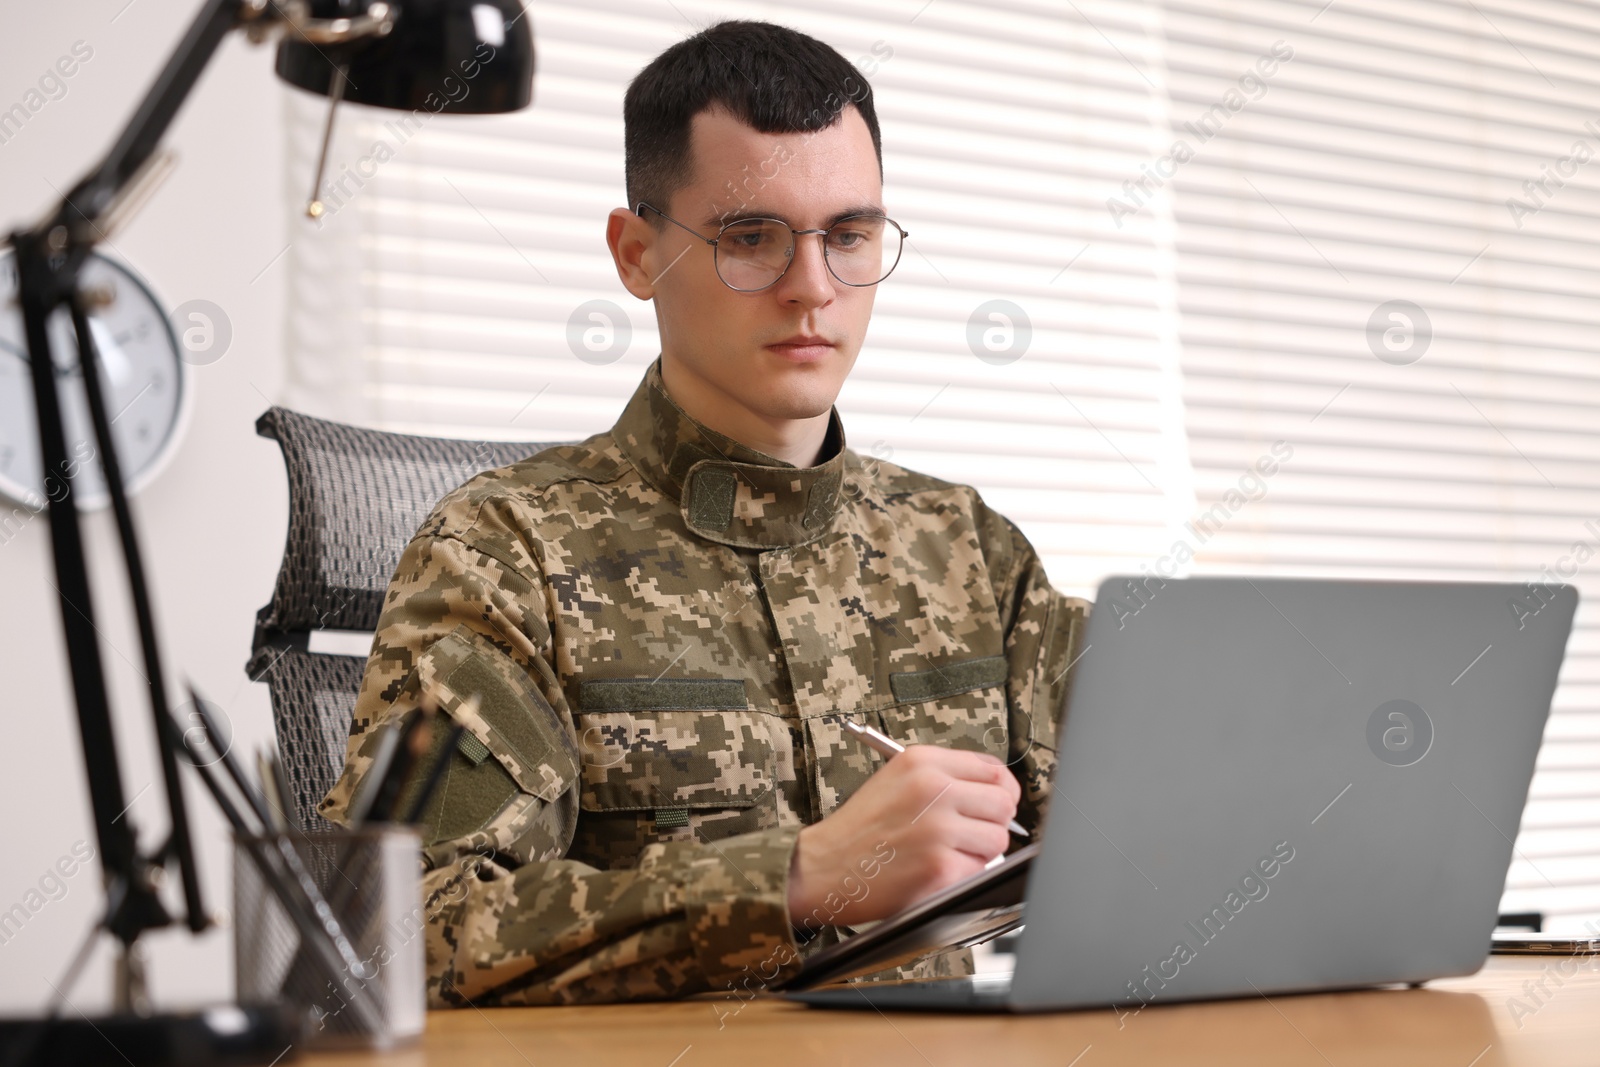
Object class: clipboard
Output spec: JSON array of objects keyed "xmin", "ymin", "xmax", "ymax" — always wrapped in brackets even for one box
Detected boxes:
[{"xmin": 778, "ymin": 843, "xmax": 1039, "ymax": 991}]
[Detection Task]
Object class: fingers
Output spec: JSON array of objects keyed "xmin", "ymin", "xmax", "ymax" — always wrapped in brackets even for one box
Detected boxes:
[
  {"xmin": 850, "ymin": 744, "xmax": 1023, "ymax": 866},
  {"xmin": 894, "ymin": 743, "xmax": 1009, "ymax": 782},
  {"xmin": 938, "ymin": 811, "xmax": 1012, "ymax": 863},
  {"xmin": 943, "ymin": 776, "xmax": 1018, "ymax": 827},
  {"xmin": 891, "ymin": 745, "xmax": 1022, "ymax": 810},
  {"xmin": 899, "ymin": 775, "xmax": 1016, "ymax": 863}
]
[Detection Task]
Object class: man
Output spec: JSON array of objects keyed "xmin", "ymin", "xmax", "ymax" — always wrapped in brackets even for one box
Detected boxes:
[{"xmin": 319, "ymin": 19, "xmax": 1089, "ymax": 1007}]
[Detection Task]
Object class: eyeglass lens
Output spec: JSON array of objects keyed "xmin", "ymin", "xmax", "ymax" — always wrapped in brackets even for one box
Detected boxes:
[{"xmin": 715, "ymin": 216, "xmax": 903, "ymax": 290}]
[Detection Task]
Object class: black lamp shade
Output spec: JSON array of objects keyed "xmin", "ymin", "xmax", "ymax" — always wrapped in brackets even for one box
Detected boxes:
[{"xmin": 274, "ymin": 0, "xmax": 533, "ymax": 114}]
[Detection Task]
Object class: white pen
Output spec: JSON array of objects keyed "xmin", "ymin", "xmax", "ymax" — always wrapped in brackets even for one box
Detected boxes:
[{"xmin": 839, "ymin": 718, "xmax": 1029, "ymax": 837}]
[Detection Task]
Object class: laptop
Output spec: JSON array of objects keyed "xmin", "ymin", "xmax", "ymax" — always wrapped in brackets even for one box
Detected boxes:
[{"xmin": 785, "ymin": 575, "xmax": 1577, "ymax": 1012}]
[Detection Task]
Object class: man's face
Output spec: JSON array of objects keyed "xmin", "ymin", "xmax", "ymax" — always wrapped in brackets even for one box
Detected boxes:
[{"xmin": 624, "ymin": 103, "xmax": 884, "ymax": 428}]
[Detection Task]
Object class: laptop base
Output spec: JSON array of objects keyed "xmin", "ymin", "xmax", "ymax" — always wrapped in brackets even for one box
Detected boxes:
[{"xmin": 785, "ymin": 972, "xmax": 1016, "ymax": 1012}]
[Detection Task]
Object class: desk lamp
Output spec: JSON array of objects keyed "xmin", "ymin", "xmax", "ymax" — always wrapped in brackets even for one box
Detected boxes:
[{"xmin": 0, "ymin": 3, "xmax": 533, "ymax": 1063}]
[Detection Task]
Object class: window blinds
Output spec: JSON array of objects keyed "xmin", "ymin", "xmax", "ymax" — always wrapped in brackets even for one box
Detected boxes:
[
  {"xmin": 280, "ymin": 0, "xmax": 1599, "ymax": 931},
  {"xmin": 281, "ymin": 0, "xmax": 1195, "ymax": 581},
  {"xmin": 1160, "ymin": 0, "xmax": 1600, "ymax": 931}
]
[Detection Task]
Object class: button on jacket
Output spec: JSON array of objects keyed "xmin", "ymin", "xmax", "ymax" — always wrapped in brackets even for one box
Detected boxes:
[{"xmin": 319, "ymin": 356, "xmax": 1090, "ymax": 1006}]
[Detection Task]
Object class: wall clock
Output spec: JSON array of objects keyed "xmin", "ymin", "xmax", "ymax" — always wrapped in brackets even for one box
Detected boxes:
[{"xmin": 0, "ymin": 248, "xmax": 190, "ymax": 511}]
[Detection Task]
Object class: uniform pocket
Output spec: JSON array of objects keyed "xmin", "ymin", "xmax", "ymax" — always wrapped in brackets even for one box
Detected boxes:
[
  {"xmin": 574, "ymin": 678, "xmax": 774, "ymax": 813},
  {"xmin": 880, "ymin": 653, "xmax": 1010, "ymax": 759}
]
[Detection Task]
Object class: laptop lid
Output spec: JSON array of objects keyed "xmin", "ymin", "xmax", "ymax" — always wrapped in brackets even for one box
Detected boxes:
[{"xmin": 1009, "ymin": 576, "xmax": 1575, "ymax": 1014}]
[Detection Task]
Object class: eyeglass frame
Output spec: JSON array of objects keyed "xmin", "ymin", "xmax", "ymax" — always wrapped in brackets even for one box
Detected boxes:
[{"xmin": 634, "ymin": 201, "xmax": 909, "ymax": 292}]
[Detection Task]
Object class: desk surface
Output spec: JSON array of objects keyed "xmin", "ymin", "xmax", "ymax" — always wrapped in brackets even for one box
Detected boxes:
[{"xmin": 303, "ymin": 956, "xmax": 1598, "ymax": 1067}]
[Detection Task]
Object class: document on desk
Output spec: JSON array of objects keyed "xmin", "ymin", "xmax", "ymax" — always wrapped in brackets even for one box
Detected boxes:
[{"xmin": 778, "ymin": 843, "xmax": 1039, "ymax": 990}]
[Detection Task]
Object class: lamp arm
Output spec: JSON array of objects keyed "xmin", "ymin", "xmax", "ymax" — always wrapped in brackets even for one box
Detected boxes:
[
  {"xmin": 9, "ymin": 0, "xmax": 397, "ymax": 956},
  {"xmin": 1, "ymin": 0, "xmax": 493, "ymax": 1038},
  {"xmin": 6, "ymin": 0, "xmax": 258, "ymax": 954},
  {"xmin": 30, "ymin": 1, "xmax": 393, "ymax": 259},
  {"xmin": 31, "ymin": 0, "xmax": 247, "ymax": 266}
]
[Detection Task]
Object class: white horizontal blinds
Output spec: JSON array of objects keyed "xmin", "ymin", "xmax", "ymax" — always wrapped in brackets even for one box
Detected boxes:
[
  {"xmin": 282, "ymin": 7, "xmax": 663, "ymax": 437},
  {"xmin": 1159, "ymin": 0, "xmax": 1600, "ymax": 930},
  {"xmin": 826, "ymin": 0, "xmax": 1195, "ymax": 590},
  {"xmin": 281, "ymin": 0, "xmax": 1197, "ymax": 592}
]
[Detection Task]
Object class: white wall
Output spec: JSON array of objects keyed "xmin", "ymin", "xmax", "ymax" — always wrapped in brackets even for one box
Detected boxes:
[{"xmin": 0, "ymin": 2, "xmax": 290, "ymax": 1011}]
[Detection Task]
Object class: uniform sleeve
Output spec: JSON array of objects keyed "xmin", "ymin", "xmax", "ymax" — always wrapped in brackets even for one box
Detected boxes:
[
  {"xmin": 317, "ymin": 500, "xmax": 808, "ymax": 1006},
  {"xmin": 974, "ymin": 500, "xmax": 1091, "ymax": 839}
]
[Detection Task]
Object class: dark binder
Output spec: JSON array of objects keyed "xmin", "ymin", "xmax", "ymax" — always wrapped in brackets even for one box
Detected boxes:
[{"xmin": 778, "ymin": 843, "xmax": 1039, "ymax": 990}]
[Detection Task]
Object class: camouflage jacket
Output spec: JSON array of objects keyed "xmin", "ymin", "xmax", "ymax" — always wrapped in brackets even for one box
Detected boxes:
[{"xmin": 319, "ymin": 356, "xmax": 1089, "ymax": 1008}]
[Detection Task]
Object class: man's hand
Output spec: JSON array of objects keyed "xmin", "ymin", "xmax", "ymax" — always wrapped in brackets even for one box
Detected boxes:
[{"xmin": 785, "ymin": 745, "xmax": 1021, "ymax": 932}]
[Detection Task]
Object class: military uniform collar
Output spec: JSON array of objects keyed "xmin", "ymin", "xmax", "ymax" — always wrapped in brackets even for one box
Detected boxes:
[{"xmin": 613, "ymin": 357, "xmax": 849, "ymax": 550}]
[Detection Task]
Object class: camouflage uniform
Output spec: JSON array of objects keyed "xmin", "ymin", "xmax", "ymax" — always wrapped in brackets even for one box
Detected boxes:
[{"xmin": 319, "ymin": 356, "xmax": 1090, "ymax": 1007}]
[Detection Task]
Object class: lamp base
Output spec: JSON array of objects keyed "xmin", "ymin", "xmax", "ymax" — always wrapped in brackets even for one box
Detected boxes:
[{"xmin": 0, "ymin": 1004, "xmax": 300, "ymax": 1067}]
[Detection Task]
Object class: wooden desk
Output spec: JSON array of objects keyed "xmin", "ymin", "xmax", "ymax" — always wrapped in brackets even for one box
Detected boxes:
[{"xmin": 303, "ymin": 956, "xmax": 1599, "ymax": 1066}]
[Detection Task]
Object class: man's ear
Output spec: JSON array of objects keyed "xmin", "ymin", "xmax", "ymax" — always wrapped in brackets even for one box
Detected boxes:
[{"xmin": 607, "ymin": 207, "xmax": 658, "ymax": 300}]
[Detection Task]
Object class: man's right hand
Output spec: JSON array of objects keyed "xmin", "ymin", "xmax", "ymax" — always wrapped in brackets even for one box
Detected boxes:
[{"xmin": 784, "ymin": 744, "xmax": 1021, "ymax": 931}]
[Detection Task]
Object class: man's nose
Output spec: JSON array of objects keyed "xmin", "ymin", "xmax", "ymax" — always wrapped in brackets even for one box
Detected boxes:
[{"xmin": 775, "ymin": 231, "xmax": 835, "ymax": 305}]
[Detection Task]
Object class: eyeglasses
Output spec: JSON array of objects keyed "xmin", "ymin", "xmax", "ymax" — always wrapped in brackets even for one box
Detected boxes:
[{"xmin": 635, "ymin": 201, "xmax": 908, "ymax": 292}]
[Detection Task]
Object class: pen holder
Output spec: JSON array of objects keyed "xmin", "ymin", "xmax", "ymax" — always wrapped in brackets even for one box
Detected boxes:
[{"xmin": 232, "ymin": 826, "xmax": 426, "ymax": 1050}]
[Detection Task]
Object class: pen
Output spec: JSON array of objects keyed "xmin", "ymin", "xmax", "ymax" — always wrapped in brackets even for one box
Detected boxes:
[
  {"xmin": 257, "ymin": 746, "xmax": 289, "ymax": 831},
  {"xmin": 345, "ymin": 717, "xmax": 404, "ymax": 827},
  {"xmin": 186, "ymin": 682, "xmax": 273, "ymax": 831},
  {"xmin": 363, "ymin": 706, "xmax": 429, "ymax": 824},
  {"xmin": 838, "ymin": 719, "xmax": 1029, "ymax": 837},
  {"xmin": 268, "ymin": 748, "xmax": 294, "ymax": 833}
]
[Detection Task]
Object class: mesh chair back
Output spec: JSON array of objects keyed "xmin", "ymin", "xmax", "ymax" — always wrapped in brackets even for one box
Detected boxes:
[{"xmin": 248, "ymin": 407, "xmax": 570, "ymax": 830}]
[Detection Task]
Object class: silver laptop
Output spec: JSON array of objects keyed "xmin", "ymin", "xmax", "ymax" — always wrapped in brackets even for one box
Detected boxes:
[{"xmin": 787, "ymin": 575, "xmax": 1576, "ymax": 1012}]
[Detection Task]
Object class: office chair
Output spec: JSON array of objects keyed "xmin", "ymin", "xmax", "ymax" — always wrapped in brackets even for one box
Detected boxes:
[{"xmin": 247, "ymin": 407, "xmax": 570, "ymax": 831}]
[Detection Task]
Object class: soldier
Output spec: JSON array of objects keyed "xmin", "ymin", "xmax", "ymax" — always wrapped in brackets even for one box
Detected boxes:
[{"xmin": 318, "ymin": 18, "xmax": 1090, "ymax": 1007}]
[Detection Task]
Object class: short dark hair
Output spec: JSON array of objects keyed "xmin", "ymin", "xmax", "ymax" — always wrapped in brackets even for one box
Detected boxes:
[{"xmin": 623, "ymin": 20, "xmax": 883, "ymax": 225}]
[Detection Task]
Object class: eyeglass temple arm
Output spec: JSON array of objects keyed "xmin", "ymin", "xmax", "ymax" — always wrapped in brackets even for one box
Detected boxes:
[{"xmin": 635, "ymin": 202, "xmax": 717, "ymax": 246}]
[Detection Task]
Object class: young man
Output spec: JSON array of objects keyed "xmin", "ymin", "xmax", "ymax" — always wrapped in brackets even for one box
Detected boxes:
[{"xmin": 320, "ymin": 19, "xmax": 1088, "ymax": 1007}]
